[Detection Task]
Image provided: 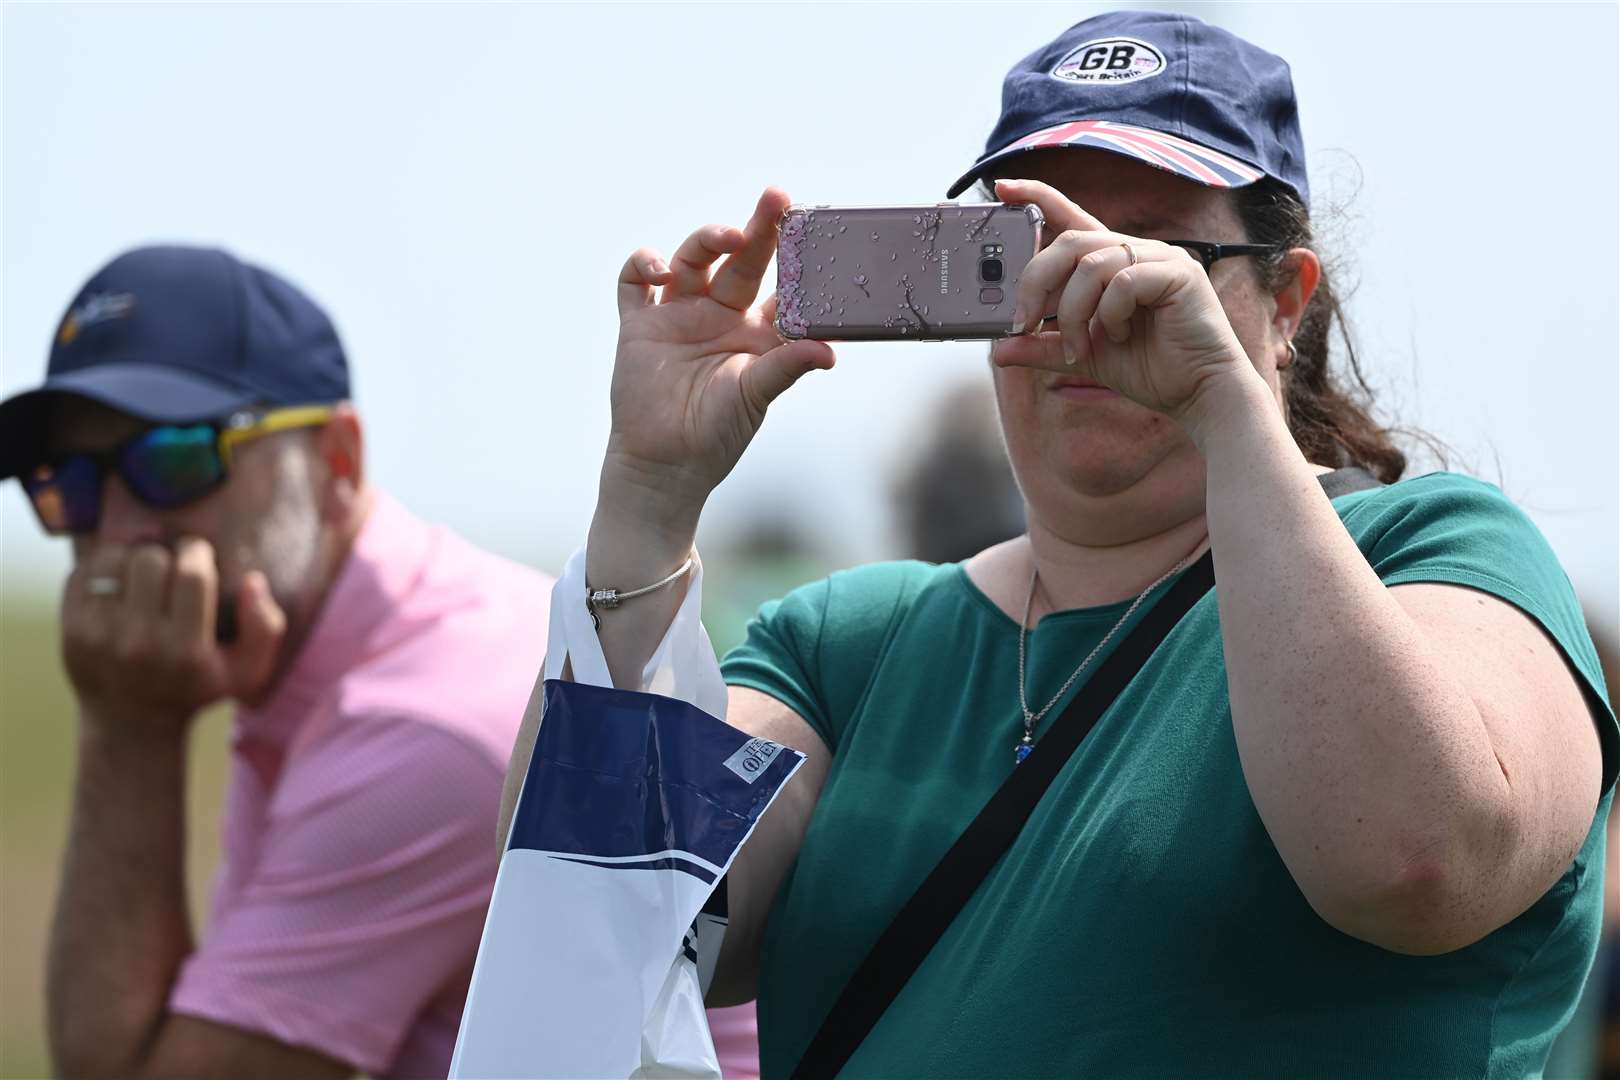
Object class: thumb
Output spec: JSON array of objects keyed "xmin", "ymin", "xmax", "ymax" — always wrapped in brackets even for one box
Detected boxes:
[
  {"xmin": 225, "ymin": 570, "xmax": 287, "ymax": 700},
  {"xmin": 739, "ymin": 339, "xmax": 836, "ymax": 417}
]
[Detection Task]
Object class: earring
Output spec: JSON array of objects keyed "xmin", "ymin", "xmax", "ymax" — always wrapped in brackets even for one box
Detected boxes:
[{"xmin": 1282, "ymin": 340, "xmax": 1298, "ymax": 368}]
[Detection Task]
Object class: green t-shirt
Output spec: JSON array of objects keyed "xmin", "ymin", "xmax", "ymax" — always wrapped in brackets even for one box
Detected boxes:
[{"xmin": 721, "ymin": 472, "xmax": 1618, "ymax": 1079}]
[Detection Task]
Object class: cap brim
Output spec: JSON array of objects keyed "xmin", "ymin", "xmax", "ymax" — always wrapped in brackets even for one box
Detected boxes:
[
  {"xmin": 946, "ymin": 119, "xmax": 1266, "ymax": 199},
  {"xmin": 0, "ymin": 363, "xmax": 257, "ymax": 480}
]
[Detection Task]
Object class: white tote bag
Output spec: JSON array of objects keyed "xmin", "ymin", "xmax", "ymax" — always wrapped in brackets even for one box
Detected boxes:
[{"xmin": 450, "ymin": 548, "xmax": 802, "ymax": 1079}]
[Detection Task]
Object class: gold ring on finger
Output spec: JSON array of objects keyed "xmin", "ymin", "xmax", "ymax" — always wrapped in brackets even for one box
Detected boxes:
[
  {"xmin": 86, "ymin": 576, "xmax": 121, "ymax": 597},
  {"xmin": 1120, "ymin": 242, "xmax": 1138, "ymax": 267}
]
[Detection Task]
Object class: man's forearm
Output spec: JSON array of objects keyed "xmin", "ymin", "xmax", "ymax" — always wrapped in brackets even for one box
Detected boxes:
[{"xmin": 47, "ymin": 718, "xmax": 195, "ymax": 1079}]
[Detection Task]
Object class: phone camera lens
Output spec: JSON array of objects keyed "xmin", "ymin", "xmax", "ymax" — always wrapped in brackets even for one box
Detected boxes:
[{"xmin": 980, "ymin": 258, "xmax": 1004, "ymax": 283}]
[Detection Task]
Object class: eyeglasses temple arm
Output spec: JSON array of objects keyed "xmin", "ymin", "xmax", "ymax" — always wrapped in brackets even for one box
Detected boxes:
[{"xmin": 218, "ymin": 405, "xmax": 338, "ymax": 469}]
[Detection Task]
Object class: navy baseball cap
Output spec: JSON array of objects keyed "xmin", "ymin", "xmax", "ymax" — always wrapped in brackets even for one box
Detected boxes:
[
  {"xmin": 0, "ymin": 245, "xmax": 349, "ymax": 479},
  {"xmin": 946, "ymin": 11, "xmax": 1308, "ymax": 207}
]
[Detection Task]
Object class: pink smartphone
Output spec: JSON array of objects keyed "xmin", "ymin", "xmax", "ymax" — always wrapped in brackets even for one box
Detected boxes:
[{"xmin": 775, "ymin": 202, "xmax": 1044, "ymax": 341}]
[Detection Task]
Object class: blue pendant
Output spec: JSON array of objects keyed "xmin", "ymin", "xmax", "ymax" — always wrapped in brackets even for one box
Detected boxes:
[{"xmin": 1014, "ymin": 738, "xmax": 1033, "ymax": 764}]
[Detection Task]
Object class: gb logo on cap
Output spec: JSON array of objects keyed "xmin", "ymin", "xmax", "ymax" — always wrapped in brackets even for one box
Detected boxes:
[{"xmin": 1051, "ymin": 37, "xmax": 1166, "ymax": 84}]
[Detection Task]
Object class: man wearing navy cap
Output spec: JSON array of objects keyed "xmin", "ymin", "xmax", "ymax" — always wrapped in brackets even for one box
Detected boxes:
[{"xmin": 3, "ymin": 247, "xmax": 558, "ymax": 1079}]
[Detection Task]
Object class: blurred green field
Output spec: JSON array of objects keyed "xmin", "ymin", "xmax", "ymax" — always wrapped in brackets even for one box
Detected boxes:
[{"xmin": 0, "ymin": 590, "xmax": 232, "ymax": 1080}]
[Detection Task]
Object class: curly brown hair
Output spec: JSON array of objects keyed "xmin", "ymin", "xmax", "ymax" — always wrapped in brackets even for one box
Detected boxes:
[{"xmin": 1233, "ymin": 178, "xmax": 1409, "ymax": 483}]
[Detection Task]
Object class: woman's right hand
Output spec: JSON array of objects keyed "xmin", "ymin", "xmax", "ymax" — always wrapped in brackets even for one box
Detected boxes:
[{"xmin": 603, "ymin": 187, "xmax": 836, "ymax": 527}]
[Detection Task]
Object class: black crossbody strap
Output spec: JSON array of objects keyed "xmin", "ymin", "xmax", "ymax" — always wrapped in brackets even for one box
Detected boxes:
[
  {"xmin": 791, "ymin": 552, "xmax": 1213, "ymax": 1079},
  {"xmin": 789, "ymin": 468, "xmax": 1382, "ymax": 1080},
  {"xmin": 1317, "ymin": 465, "xmax": 1381, "ymax": 500}
]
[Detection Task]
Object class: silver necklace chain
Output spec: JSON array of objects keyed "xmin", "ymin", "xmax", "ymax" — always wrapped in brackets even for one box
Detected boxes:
[{"xmin": 1014, "ymin": 540, "xmax": 1204, "ymax": 763}]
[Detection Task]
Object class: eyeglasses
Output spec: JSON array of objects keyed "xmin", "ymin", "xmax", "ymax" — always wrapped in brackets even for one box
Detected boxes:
[
  {"xmin": 21, "ymin": 404, "xmax": 336, "ymax": 536},
  {"xmin": 1164, "ymin": 241, "xmax": 1285, "ymax": 271}
]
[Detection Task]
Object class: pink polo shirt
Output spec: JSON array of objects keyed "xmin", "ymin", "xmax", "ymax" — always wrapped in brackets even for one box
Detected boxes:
[{"xmin": 168, "ymin": 492, "xmax": 761, "ymax": 1078}]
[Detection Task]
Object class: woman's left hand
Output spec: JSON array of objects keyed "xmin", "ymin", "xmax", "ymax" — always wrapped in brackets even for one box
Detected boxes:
[{"xmin": 993, "ymin": 177, "xmax": 1256, "ymax": 425}]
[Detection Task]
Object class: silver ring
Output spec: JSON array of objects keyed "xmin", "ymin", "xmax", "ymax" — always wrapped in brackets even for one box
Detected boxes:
[
  {"xmin": 86, "ymin": 576, "xmax": 121, "ymax": 596},
  {"xmin": 1120, "ymin": 242, "xmax": 1138, "ymax": 267}
]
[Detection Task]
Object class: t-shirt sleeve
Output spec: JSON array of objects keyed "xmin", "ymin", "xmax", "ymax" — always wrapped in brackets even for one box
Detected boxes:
[
  {"xmin": 1340, "ymin": 471, "xmax": 1618, "ymax": 791},
  {"xmin": 720, "ymin": 562, "xmax": 935, "ymax": 752},
  {"xmin": 721, "ymin": 577, "xmax": 835, "ymax": 743},
  {"xmin": 169, "ymin": 715, "xmax": 503, "ymax": 1075}
]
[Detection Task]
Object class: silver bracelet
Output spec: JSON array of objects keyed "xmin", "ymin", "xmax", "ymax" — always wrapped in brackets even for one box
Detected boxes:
[{"xmin": 586, "ymin": 555, "xmax": 695, "ymax": 629}]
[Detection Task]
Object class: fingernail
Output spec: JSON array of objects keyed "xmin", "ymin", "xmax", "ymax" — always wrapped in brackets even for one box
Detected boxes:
[
  {"xmin": 1063, "ymin": 342, "xmax": 1077, "ymax": 366},
  {"xmin": 1010, "ymin": 306, "xmax": 1025, "ymax": 335},
  {"xmin": 650, "ymin": 259, "xmax": 669, "ymax": 275}
]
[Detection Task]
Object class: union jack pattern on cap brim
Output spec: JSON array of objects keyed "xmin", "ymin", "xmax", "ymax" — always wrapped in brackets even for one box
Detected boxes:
[{"xmin": 996, "ymin": 119, "xmax": 1264, "ymax": 188}]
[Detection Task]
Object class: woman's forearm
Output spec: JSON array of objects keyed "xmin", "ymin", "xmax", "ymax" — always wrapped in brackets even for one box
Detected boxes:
[
  {"xmin": 498, "ymin": 460, "xmax": 707, "ymax": 844},
  {"xmin": 498, "ymin": 463, "xmax": 710, "ymax": 845},
  {"xmin": 585, "ymin": 456, "xmax": 707, "ymax": 691},
  {"xmin": 1188, "ymin": 370, "xmax": 1514, "ymax": 953}
]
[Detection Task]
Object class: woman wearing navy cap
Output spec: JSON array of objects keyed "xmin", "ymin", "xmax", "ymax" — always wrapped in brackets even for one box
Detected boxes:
[{"xmin": 509, "ymin": 11, "xmax": 1615, "ymax": 1077}]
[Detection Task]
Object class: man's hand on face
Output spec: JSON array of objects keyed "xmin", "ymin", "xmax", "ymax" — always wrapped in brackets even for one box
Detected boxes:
[{"xmin": 62, "ymin": 537, "xmax": 287, "ymax": 738}]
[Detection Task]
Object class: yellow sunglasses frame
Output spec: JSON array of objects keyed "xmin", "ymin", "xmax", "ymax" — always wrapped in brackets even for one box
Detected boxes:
[
  {"xmin": 217, "ymin": 404, "xmax": 338, "ymax": 469},
  {"xmin": 22, "ymin": 403, "xmax": 340, "ymax": 536}
]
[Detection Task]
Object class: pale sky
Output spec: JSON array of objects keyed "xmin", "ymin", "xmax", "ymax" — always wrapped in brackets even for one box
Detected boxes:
[{"xmin": 3, "ymin": 2, "xmax": 1616, "ymax": 640}]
